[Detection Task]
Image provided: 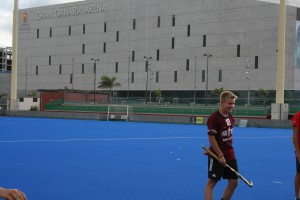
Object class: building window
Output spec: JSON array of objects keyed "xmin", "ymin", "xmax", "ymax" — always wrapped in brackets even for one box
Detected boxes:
[
  {"xmin": 82, "ymin": 64, "xmax": 85, "ymax": 74},
  {"xmin": 187, "ymin": 25, "xmax": 190, "ymax": 37},
  {"xmin": 132, "ymin": 51, "xmax": 135, "ymax": 62},
  {"xmin": 156, "ymin": 49, "xmax": 160, "ymax": 61},
  {"xmin": 104, "ymin": 22, "xmax": 107, "ymax": 32},
  {"xmin": 83, "ymin": 24, "xmax": 85, "ymax": 34},
  {"xmin": 82, "ymin": 44, "xmax": 85, "ymax": 54},
  {"xmin": 94, "ymin": 63, "xmax": 96, "ymax": 74},
  {"xmin": 297, "ymin": 8, "xmax": 300, "ymax": 20},
  {"xmin": 255, "ymin": 56, "xmax": 258, "ymax": 69},
  {"xmin": 49, "ymin": 56, "xmax": 51, "ymax": 65},
  {"xmin": 156, "ymin": 71, "xmax": 159, "ymax": 83},
  {"xmin": 19, "ymin": 98, "xmax": 24, "ymax": 102},
  {"xmin": 172, "ymin": 15, "xmax": 175, "ymax": 26},
  {"xmin": 145, "ymin": 61, "xmax": 148, "ymax": 72},
  {"xmin": 59, "ymin": 64, "xmax": 62, "ymax": 74},
  {"xmin": 69, "ymin": 26, "xmax": 71, "ymax": 36},
  {"xmin": 36, "ymin": 65, "xmax": 38, "ymax": 75},
  {"xmin": 133, "ymin": 19, "xmax": 136, "ymax": 30},
  {"xmin": 131, "ymin": 72, "xmax": 134, "ymax": 83},
  {"xmin": 172, "ymin": 37, "xmax": 175, "ymax": 49},
  {"xmin": 116, "ymin": 31, "xmax": 119, "ymax": 42},
  {"xmin": 174, "ymin": 71, "xmax": 177, "ymax": 82},
  {"xmin": 186, "ymin": 59, "xmax": 189, "ymax": 71},
  {"xmin": 70, "ymin": 74, "xmax": 73, "ymax": 84},
  {"xmin": 203, "ymin": 35, "xmax": 206, "ymax": 47},
  {"xmin": 33, "ymin": 98, "xmax": 38, "ymax": 102},
  {"xmin": 202, "ymin": 70, "xmax": 205, "ymax": 82},
  {"xmin": 115, "ymin": 62, "xmax": 118, "ymax": 73},
  {"xmin": 237, "ymin": 44, "xmax": 240, "ymax": 57},
  {"xmin": 157, "ymin": 16, "xmax": 161, "ymax": 28},
  {"xmin": 219, "ymin": 70, "xmax": 222, "ymax": 82},
  {"xmin": 50, "ymin": 28, "xmax": 52, "ymax": 37},
  {"xmin": 103, "ymin": 42, "xmax": 106, "ymax": 53},
  {"xmin": 37, "ymin": 29, "xmax": 39, "ymax": 38}
]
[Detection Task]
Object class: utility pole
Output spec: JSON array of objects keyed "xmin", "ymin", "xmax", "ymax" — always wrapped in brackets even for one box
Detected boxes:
[{"xmin": 203, "ymin": 53, "xmax": 212, "ymax": 106}]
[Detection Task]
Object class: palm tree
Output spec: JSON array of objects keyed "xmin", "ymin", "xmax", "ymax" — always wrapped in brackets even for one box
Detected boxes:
[
  {"xmin": 213, "ymin": 87, "xmax": 224, "ymax": 96},
  {"xmin": 98, "ymin": 76, "xmax": 121, "ymax": 102},
  {"xmin": 153, "ymin": 88, "xmax": 162, "ymax": 104},
  {"xmin": 0, "ymin": 93, "xmax": 7, "ymax": 110},
  {"xmin": 257, "ymin": 88, "xmax": 269, "ymax": 106},
  {"xmin": 0, "ymin": 93, "xmax": 7, "ymax": 99}
]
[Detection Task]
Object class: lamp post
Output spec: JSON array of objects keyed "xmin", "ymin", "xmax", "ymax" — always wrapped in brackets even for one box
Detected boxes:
[
  {"xmin": 25, "ymin": 58, "xmax": 28, "ymax": 96},
  {"xmin": 203, "ymin": 53, "xmax": 212, "ymax": 106},
  {"xmin": 149, "ymin": 72, "xmax": 154, "ymax": 103},
  {"xmin": 194, "ymin": 56, "xmax": 197, "ymax": 105},
  {"xmin": 71, "ymin": 58, "xmax": 74, "ymax": 90},
  {"xmin": 143, "ymin": 56, "xmax": 152, "ymax": 104},
  {"xmin": 127, "ymin": 56, "xmax": 130, "ymax": 98},
  {"xmin": 91, "ymin": 58, "xmax": 100, "ymax": 103},
  {"xmin": 245, "ymin": 60, "xmax": 250, "ymax": 107}
]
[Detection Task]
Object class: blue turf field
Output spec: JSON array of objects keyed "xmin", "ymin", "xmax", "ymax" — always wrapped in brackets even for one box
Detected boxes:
[{"xmin": 0, "ymin": 117, "xmax": 294, "ymax": 200}]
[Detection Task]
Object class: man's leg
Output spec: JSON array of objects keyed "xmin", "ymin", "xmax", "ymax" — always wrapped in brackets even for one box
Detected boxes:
[
  {"xmin": 221, "ymin": 179, "xmax": 238, "ymax": 200},
  {"xmin": 204, "ymin": 178, "xmax": 217, "ymax": 200},
  {"xmin": 295, "ymin": 172, "xmax": 300, "ymax": 199}
]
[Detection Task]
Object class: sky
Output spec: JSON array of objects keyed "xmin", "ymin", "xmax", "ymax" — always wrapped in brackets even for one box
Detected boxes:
[{"xmin": 0, "ymin": 0, "xmax": 84, "ymax": 48}]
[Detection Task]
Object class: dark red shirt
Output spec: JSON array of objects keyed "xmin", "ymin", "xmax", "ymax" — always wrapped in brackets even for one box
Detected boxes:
[
  {"xmin": 207, "ymin": 111, "xmax": 236, "ymax": 161},
  {"xmin": 293, "ymin": 111, "xmax": 300, "ymax": 149}
]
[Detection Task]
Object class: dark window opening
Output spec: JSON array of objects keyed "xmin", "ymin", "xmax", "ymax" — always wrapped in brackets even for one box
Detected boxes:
[
  {"xmin": 69, "ymin": 26, "xmax": 71, "ymax": 35},
  {"xmin": 157, "ymin": 16, "xmax": 161, "ymax": 28},
  {"xmin": 186, "ymin": 59, "xmax": 189, "ymax": 71},
  {"xmin": 255, "ymin": 56, "xmax": 258, "ymax": 69},
  {"xmin": 115, "ymin": 62, "xmax": 118, "ymax": 73},
  {"xmin": 237, "ymin": 44, "xmax": 240, "ymax": 57},
  {"xmin": 172, "ymin": 37, "xmax": 175, "ymax": 49},
  {"xmin": 132, "ymin": 51, "xmax": 135, "ymax": 62},
  {"xmin": 172, "ymin": 15, "xmax": 175, "ymax": 26},
  {"xmin": 133, "ymin": 19, "xmax": 136, "ymax": 30},
  {"xmin": 82, "ymin": 64, "xmax": 85, "ymax": 74}
]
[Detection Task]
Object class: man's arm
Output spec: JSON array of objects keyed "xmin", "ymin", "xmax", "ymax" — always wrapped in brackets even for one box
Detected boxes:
[
  {"xmin": 293, "ymin": 126, "xmax": 300, "ymax": 160},
  {"xmin": 208, "ymin": 135, "xmax": 226, "ymax": 166}
]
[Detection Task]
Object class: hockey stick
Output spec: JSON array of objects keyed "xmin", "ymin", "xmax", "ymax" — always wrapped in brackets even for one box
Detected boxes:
[{"xmin": 202, "ymin": 145, "xmax": 253, "ymax": 187}]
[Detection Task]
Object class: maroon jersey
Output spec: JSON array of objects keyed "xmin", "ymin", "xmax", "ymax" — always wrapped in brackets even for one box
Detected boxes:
[
  {"xmin": 207, "ymin": 111, "xmax": 236, "ymax": 161},
  {"xmin": 293, "ymin": 111, "xmax": 300, "ymax": 149}
]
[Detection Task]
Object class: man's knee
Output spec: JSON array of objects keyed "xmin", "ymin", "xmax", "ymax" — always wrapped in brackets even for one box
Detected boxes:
[
  {"xmin": 228, "ymin": 179, "xmax": 238, "ymax": 190},
  {"xmin": 206, "ymin": 178, "xmax": 217, "ymax": 189}
]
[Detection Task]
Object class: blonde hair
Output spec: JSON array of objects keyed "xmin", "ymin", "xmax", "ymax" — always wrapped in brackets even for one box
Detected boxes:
[{"xmin": 220, "ymin": 91, "xmax": 238, "ymax": 103}]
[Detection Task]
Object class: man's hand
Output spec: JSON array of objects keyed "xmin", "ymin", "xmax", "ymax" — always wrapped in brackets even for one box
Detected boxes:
[
  {"xmin": 218, "ymin": 155, "xmax": 226, "ymax": 166},
  {"xmin": 0, "ymin": 188, "xmax": 27, "ymax": 200}
]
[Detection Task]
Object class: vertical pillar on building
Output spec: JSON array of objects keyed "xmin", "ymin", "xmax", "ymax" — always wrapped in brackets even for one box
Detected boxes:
[
  {"xmin": 272, "ymin": 0, "xmax": 288, "ymax": 120},
  {"xmin": 10, "ymin": 0, "xmax": 19, "ymax": 110}
]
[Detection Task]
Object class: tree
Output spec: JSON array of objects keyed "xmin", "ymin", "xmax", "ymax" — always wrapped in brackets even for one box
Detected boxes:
[
  {"xmin": 0, "ymin": 93, "xmax": 7, "ymax": 99},
  {"xmin": 153, "ymin": 88, "xmax": 162, "ymax": 104},
  {"xmin": 213, "ymin": 87, "xmax": 224, "ymax": 96},
  {"xmin": 0, "ymin": 93, "xmax": 7, "ymax": 110},
  {"xmin": 98, "ymin": 76, "xmax": 121, "ymax": 102},
  {"xmin": 257, "ymin": 88, "xmax": 269, "ymax": 106}
]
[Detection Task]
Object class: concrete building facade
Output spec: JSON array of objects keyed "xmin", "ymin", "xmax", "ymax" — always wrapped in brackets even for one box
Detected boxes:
[
  {"xmin": 16, "ymin": 0, "xmax": 300, "ymax": 101},
  {"xmin": 0, "ymin": 47, "xmax": 12, "ymax": 73}
]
